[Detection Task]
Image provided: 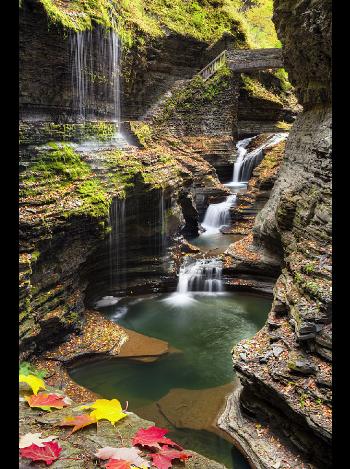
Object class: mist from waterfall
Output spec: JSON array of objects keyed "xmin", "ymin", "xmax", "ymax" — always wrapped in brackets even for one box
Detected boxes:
[{"xmin": 70, "ymin": 28, "xmax": 121, "ymax": 129}]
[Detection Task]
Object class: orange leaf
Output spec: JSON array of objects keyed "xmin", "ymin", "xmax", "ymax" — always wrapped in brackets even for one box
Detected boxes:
[
  {"xmin": 25, "ymin": 393, "xmax": 68, "ymax": 411},
  {"xmin": 59, "ymin": 414, "xmax": 97, "ymax": 434},
  {"xmin": 105, "ymin": 460, "xmax": 132, "ymax": 469}
]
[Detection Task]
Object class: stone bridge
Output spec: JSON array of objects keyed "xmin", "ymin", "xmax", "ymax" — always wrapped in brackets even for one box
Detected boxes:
[{"xmin": 199, "ymin": 48, "xmax": 283, "ymax": 80}]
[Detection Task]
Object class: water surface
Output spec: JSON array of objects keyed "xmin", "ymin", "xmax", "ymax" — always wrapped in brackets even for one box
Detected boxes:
[{"xmin": 70, "ymin": 292, "xmax": 271, "ymax": 468}]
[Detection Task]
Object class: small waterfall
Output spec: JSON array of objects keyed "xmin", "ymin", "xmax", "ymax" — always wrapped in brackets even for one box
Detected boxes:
[
  {"xmin": 69, "ymin": 27, "xmax": 121, "ymax": 129},
  {"xmin": 240, "ymin": 133, "xmax": 288, "ymax": 182},
  {"xmin": 178, "ymin": 258, "xmax": 224, "ymax": 294},
  {"xmin": 202, "ymin": 195, "xmax": 236, "ymax": 235},
  {"xmin": 165, "ymin": 258, "xmax": 224, "ymax": 305},
  {"xmin": 232, "ymin": 137, "xmax": 253, "ymax": 183}
]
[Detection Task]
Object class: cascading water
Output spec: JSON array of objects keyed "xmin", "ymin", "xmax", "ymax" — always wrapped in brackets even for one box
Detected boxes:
[
  {"xmin": 70, "ymin": 27, "xmax": 121, "ymax": 130},
  {"xmin": 165, "ymin": 257, "xmax": 224, "ymax": 305},
  {"xmin": 95, "ymin": 198, "xmax": 126, "ymax": 308},
  {"xmin": 227, "ymin": 133, "xmax": 288, "ymax": 185},
  {"xmin": 201, "ymin": 195, "xmax": 236, "ymax": 235},
  {"xmin": 232, "ymin": 137, "xmax": 253, "ymax": 183},
  {"xmin": 240, "ymin": 133, "xmax": 288, "ymax": 182}
]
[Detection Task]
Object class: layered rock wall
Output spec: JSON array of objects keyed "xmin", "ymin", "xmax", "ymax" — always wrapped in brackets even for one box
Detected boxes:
[{"xmin": 221, "ymin": 0, "xmax": 332, "ymax": 467}]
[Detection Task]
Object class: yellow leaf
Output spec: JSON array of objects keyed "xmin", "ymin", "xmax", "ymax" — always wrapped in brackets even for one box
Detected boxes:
[
  {"xmin": 84, "ymin": 399, "xmax": 127, "ymax": 425},
  {"xmin": 19, "ymin": 374, "xmax": 46, "ymax": 395}
]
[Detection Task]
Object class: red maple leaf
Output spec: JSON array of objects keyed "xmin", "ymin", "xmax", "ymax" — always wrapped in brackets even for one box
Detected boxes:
[
  {"xmin": 26, "ymin": 393, "xmax": 68, "ymax": 410},
  {"xmin": 132, "ymin": 426, "xmax": 182, "ymax": 450},
  {"xmin": 149, "ymin": 446, "xmax": 191, "ymax": 469},
  {"xmin": 104, "ymin": 460, "xmax": 132, "ymax": 469},
  {"xmin": 20, "ymin": 441, "xmax": 62, "ymax": 466}
]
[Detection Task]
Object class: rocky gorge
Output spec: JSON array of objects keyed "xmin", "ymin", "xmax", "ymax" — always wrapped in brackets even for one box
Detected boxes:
[{"xmin": 19, "ymin": 1, "xmax": 332, "ymax": 468}]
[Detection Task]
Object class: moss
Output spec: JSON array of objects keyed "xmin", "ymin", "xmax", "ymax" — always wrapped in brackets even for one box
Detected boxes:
[
  {"xmin": 274, "ymin": 68, "xmax": 293, "ymax": 92},
  {"xmin": 39, "ymin": 1, "xmax": 278, "ymax": 50},
  {"xmin": 63, "ymin": 311, "xmax": 80, "ymax": 324},
  {"xmin": 130, "ymin": 122, "xmax": 153, "ymax": 147},
  {"xmin": 40, "ymin": 0, "xmax": 111, "ymax": 33},
  {"xmin": 30, "ymin": 251, "xmax": 41, "ymax": 263},
  {"xmin": 29, "ymin": 143, "xmax": 90, "ymax": 181},
  {"xmin": 276, "ymin": 121, "xmax": 292, "ymax": 130},
  {"xmin": 241, "ymin": 74, "xmax": 283, "ymax": 105},
  {"xmin": 155, "ymin": 66, "xmax": 232, "ymax": 125},
  {"xmin": 303, "ymin": 262, "xmax": 316, "ymax": 275},
  {"xmin": 71, "ymin": 179, "xmax": 111, "ymax": 218}
]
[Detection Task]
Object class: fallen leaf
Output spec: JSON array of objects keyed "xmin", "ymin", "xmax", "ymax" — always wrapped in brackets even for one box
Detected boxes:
[
  {"xmin": 132, "ymin": 426, "xmax": 182, "ymax": 450},
  {"xmin": 20, "ymin": 441, "xmax": 62, "ymax": 466},
  {"xmin": 95, "ymin": 447, "xmax": 150, "ymax": 467},
  {"xmin": 19, "ymin": 374, "xmax": 46, "ymax": 395},
  {"xmin": 25, "ymin": 393, "xmax": 69, "ymax": 411},
  {"xmin": 104, "ymin": 460, "xmax": 133, "ymax": 469},
  {"xmin": 59, "ymin": 414, "xmax": 97, "ymax": 434},
  {"xmin": 19, "ymin": 432, "xmax": 58, "ymax": 449},
  {"xmin": 83, "ymin": 399, "xmax": 127, "ymax": 425},
  {"xmin": 149, "ymin": 446, "xmax": 191, "ymax": 469}
]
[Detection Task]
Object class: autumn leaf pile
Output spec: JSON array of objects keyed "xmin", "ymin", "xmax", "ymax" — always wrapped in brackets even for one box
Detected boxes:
[{"xmin": 19, "ymin": 365, "xmax": 191, "ymax": 468}]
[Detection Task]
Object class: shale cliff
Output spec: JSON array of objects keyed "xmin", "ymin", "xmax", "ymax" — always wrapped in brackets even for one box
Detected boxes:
[
  {"xmin": 220, "ymin": 1, "xmax": 332, "ymax": 468},
  {"xmin": 19, "ymin": 0, "xmax": 294, "ymax": 359}
]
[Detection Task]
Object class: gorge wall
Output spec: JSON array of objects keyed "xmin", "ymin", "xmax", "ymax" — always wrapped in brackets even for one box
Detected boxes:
[{"xmin": 220, "ymin": 0, "xmax": 332, "ymax": 468}]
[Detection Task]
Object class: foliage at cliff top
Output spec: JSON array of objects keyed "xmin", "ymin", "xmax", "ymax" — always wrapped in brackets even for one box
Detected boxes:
[{"xmin": 39, "ymin": 0, "xmax": 280, "ymax": 49}]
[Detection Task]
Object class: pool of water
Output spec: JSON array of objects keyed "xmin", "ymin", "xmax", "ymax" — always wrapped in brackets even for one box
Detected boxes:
[
  {"xmin": 69, "ymin": 292, "xmax": 271, "ymax": 468},
  {"xmin": 189, "ymin": 232, "xmax": 242, "ymax": 252}
]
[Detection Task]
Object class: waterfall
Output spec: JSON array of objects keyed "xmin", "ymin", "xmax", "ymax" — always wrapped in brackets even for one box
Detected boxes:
[
  {"xmin": 108, "ymin": 198, "xmax": 126, "ymax": 291},
  {"xmin": 232, "ymin": 137, "xmax": 253, "ymax": 183},
  {"xmin": 70, "ymin": 27, "xmax": 121, "ymax": 129},
  {"xmin": 165, "ymin": 257, "xmax": 224, "ymax": 305},
  {"xmin": 228, "ymin": 133, "xmax": 288, "ymax": 184},
  {"xmin": 201, "ymin": 195, "xmax": 236, "ymax": 235},
  {"xmin": 177, "ymin": 258, "xmax": 224, "ymax": 294}
]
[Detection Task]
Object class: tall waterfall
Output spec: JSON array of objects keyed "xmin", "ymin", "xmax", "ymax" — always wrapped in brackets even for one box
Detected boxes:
[
  {"xmin": 70, "ymin": 27, "xmax": 121, "ymax": 128},
  {"xmin": 202, "ymin": 195, "xmax": 236, "ymax": 235},
  {"xmin": 165, "ymin": 257, "xmax": 224, "ymax": 305},
  {"xmin": 108, "ymin": 198, "xmax": 126, "ymax": 290}
]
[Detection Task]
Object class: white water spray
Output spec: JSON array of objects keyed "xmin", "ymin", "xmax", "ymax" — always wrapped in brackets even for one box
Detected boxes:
[
  {"xmin": 201, "ymin": 195, "xmax": 236, "ymax": 235},
  {"xmin": 227, "ymin": 133, "xmax": 288, "ymax": 186},
  {"xmin": 165, "ymin": 258, "xmax": 224, "ymax": 306}
]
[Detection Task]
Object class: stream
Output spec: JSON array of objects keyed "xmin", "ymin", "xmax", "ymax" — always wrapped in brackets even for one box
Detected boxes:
[
  {"xmin": 67, "ymin": 135, "xmax": 284, "ymax": 468},
  {"xmin": 65, "ymin": 32, "xmax": 282, "ymax": 466}
]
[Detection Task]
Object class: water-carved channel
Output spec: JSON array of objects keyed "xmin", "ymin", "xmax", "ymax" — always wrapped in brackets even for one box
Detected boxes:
[{"xmin": 67, "ymin": 134, "xmax": 280, "ymax": 468}]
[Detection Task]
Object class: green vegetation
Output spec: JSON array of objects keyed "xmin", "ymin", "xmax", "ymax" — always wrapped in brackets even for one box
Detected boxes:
[
  {"xmin": 40, "ymin": 0, "xmax": 279, "ymax": 49},
  {"xmin": 276, "ymin": 121, "xmax": 292, "ymax": 130},
  {"xmin": 29, "ymin": 143, "xmax": 91, "ymax": 181},
  {"xmin": 241, "ymin": 0, "xmax": 281, "ymax": 48},
  {"xmin": 155, "ymin": 65, "xmax": 232, "ymax": 124},
  {"xmin": 73, "ymin": 180, "xmax": 111, "ymax": 218},
  {"xmin": 241, "ymin": 73, "xmax": 283, "ymax": 105},
  {"xmin": 130, "ymin": 122, "xmax": 153, "ymax": 147},
  {"xmin": 19, "ymin": 362, "xmax": 47, "ymax": 379},
  {"xmin": 20, "ymin": 143, "xmax": 111, "ymax": 220},
  {"xmin": 274, "ymin": 68, "xmax": 293, "ymax": 92}
]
